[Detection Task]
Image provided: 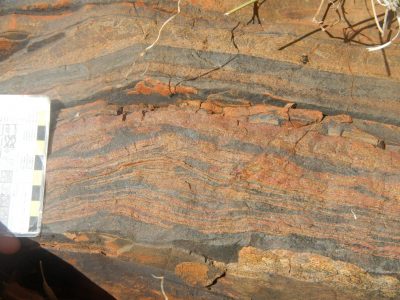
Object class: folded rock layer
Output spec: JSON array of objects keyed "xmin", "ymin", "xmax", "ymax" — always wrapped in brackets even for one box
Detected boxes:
[{"xmin": 40, "ymin": 100, "xmax": 400, "ymax": 299}]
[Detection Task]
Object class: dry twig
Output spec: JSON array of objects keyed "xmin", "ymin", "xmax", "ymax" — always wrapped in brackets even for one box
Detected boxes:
[
  {"xmin": 39, "ymin": 261, "xmax": 58, "ymax": 300},
  {"xmin": 141, "ymin": 0, "xmax": 182, "ymax": 56},
  {"xmin": 152, "ymin": 274, "xmax": 168, "ymax": 300}
]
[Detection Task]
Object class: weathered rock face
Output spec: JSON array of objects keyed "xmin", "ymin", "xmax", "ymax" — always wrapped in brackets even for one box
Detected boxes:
[
  {"xmin": 0, "ymin": 0, "xmax": 400, "ymax": 124},
  {"xmin": 38, "ymin": 99, "xmax": 400, "ymax": 299},
  {"xmin": 1, "ymin": 0, "xmax": 400, "ymax": 299}
]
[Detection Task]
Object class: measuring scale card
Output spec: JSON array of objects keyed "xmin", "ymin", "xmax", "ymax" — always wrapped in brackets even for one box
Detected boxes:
[{"xmin": 0, "ymin": 96, "xmax": 50, "ymax": 237}]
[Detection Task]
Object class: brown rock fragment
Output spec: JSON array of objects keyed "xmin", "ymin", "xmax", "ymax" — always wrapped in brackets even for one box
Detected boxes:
[
  {"xmin": 177, "ymin": 100, "xmax": 202, "ymax": 110},
  {"xmin": 323, "ymin": 114, "xmax": 384, "ymax": 147},
  {"xmin": 288, "ymin": 108, "xmax": 324, "ymax": 127},
  {"xmin": 200, "ymin": 99, "xmax": 251, "ymax": 115},
  {"xmin": 128, "ymin": 78, "xmax": 197, "ymax": 97},
  {"xmin": 227, "ymin": 247, "xmax": 400, "ymax": 298},
  {"xmin": 200, "ymin": 100, "xmax": 224, "ymax": 114},
  {"xmin": 324, "ymin": 114, "xmax": 353, "ymax": 136},
  {"xmin": 341, "ymin": 129, "xmax": 385, "ymax": 148},
  {"xmin": 175, "ymin": 262, "xmax": 225, "ymax": 287}
]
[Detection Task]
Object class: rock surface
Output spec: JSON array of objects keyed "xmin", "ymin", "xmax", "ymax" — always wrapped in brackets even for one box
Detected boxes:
[
  {"xmin": 38, "ymin": 100, "xmax": 400, "ymax": 299},
  {"xmin": 0, "ymin": 0, "xmax": 400, "ymax": 124},
  {"xmin": 1, "ymin": 0, "xmax": 400, "ymax": 299}
]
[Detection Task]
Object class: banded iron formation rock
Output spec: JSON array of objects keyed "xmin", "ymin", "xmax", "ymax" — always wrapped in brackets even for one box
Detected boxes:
[
  {"xmin": 40, "ymin": 97, "xmax": 400, "ymax": 299},
  {"xmin": 1, "ymin": 0, "xmax": 400, "ymax": 124},
  {"xmin": 0, "ymin": 0, "xmax": 400, "ymax": 299}
]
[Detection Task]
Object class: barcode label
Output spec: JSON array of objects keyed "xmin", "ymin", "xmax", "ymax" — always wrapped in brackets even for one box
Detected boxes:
[
  {"xmin": 0, "ymin": 96, "xmax": 50, "ymax": 236},
  {"xmin": 0, "ymin": 170, "xmax": 13, "ymax": 225},
  {"xmin": 0, "ymin": 124, "xmax": 17, "ymax": 150}
]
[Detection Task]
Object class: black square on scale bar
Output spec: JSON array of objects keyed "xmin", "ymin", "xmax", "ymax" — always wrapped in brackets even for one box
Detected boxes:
[
  {"xmin": 36, "ymin": 126, "xmax": 46, "ymax": 141},
  {"xmin": 34, "ymin": 155, "xmax": 43, "ymax": 171}
]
